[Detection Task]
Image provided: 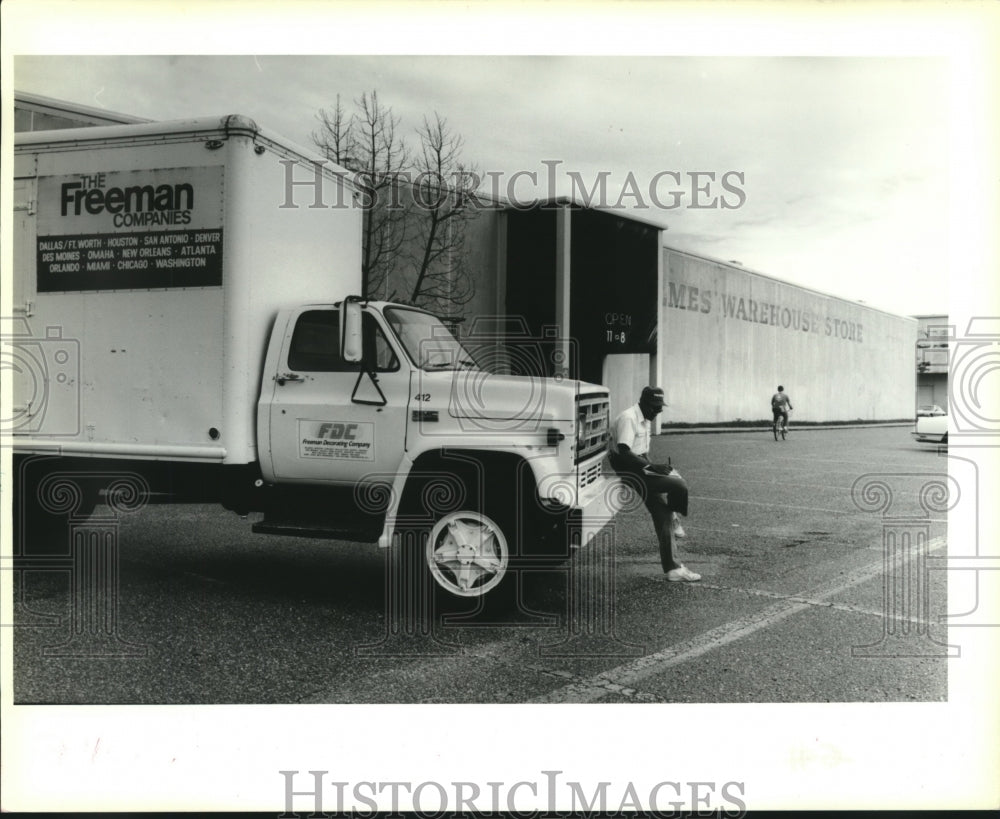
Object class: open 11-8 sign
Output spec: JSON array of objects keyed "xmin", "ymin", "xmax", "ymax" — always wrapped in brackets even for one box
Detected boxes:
[{"xmin": 604, "ymin": 311, "xmax": 633, "ymax": 345}]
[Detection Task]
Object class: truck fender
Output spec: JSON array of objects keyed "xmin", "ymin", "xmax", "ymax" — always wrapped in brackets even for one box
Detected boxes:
[
  {"xmin": 377, "ymin": 448, "xmax": 542, "ymax": 548},
  {"xmin": 377, "ymin": 454, "xmax": 417, "ymax": 548}
]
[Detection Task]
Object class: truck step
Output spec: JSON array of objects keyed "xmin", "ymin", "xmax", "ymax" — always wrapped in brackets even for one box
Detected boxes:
[{"xmin": 251, "ymin": 519, "xmax": 382, "ymax": 543}]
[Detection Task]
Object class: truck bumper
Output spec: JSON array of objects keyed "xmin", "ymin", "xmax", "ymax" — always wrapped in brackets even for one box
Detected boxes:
[{"xmin": 569, "ymin": 473, "xmax": 627, "ymax": 549}]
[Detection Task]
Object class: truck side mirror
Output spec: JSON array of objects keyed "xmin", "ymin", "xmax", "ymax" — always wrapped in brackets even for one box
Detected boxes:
[{"xmin": 340, "ymin": 298, "xmax": 363, "ymax": 363}]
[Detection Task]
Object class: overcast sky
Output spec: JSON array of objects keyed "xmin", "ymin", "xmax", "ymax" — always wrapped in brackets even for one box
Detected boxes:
[
  {"xmin": 14, "ymin": 53, "xmax": 953, "ymax": 316},
  {"xmin": 7, "ymin": 2, "xmax": 997, "ymax": 322}
]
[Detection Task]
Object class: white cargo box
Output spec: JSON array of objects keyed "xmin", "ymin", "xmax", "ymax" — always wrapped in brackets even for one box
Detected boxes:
[{"xmin": 11, "ymin": 115, "xmax": 362, "ymax": 464}]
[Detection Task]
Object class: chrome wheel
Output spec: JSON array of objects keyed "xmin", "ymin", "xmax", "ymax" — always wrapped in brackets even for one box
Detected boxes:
[{"xmin": 426, "ymin": 510, "xmax": 509, "ymax": 597}]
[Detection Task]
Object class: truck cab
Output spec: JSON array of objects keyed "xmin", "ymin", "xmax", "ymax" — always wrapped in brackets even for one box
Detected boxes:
[{"xmin": 255, "ymin": 298, "xmax": 619, "ymax": 598}]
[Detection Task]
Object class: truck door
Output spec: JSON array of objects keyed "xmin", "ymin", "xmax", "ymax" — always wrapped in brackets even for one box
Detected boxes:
[{"xmin": 263, "ymin": 307, "xmax": 409, "ymax": 486}]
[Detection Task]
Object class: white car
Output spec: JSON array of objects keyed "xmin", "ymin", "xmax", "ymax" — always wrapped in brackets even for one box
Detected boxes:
[{"xmin": 912, "ymin": 413, "xmax": 948, "ymax": 444}]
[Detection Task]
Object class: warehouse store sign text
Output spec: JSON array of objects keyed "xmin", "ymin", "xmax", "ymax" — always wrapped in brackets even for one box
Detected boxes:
[{"xmin": 667, "ymin": 281, "xmax": 864, "ymax": 342}]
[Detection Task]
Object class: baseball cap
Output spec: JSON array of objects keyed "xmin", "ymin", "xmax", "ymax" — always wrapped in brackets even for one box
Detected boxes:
[{"xmin": 640, "ymin": 386, "xmax": 665, "ymax": 405}]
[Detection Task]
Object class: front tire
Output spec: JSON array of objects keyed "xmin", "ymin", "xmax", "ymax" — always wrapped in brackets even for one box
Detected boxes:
[
  {"xmin": 398, "ymin": 463, "xmax": 522, "ymax": 605},
  {"xmin": 425, "ymin": 509, "xmax": 510, "ymax": 598}
]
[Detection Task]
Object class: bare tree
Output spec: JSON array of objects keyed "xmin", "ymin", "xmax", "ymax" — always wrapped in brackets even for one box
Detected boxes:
[
  {"xmin": 352, "ymin": 91, "xmax": 410, "ymax": 299},
  {"xmin": 311, "ymin": 94, "xmax": 479, "ymax": 313},
  {"xmin": 312, "ymin": 91, "xmax": 409, "ymax": 298},
  {"xmin": 407, "ymin": 113, "xmax": 478, "ymax": 313},
  {"xmin": 311, "ymin": 94, "xmax": 356, "ymax": 168}
]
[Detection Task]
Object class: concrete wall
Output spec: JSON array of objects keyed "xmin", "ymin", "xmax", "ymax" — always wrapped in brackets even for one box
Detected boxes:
[
  {"xmin": 659, "ymin": 248, "xmax": 917, "ymax": 424},
  {"xmin": 602, "ymin": 353, "xmax": 652, "ymax": 423}
]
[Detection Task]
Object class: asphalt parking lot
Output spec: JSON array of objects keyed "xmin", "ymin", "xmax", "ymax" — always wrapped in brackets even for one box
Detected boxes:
[{"xmin": 12, "ymin": 426, "xmax": 952, "ymax": 704}]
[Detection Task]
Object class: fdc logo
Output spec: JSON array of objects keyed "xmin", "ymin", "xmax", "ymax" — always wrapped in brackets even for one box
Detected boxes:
[{"xmin": 317, "ymin": 422, "xmax": 359, "ymax": 440}]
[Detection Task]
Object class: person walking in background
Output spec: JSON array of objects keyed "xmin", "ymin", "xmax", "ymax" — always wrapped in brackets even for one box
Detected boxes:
[
  {"xmin": 607, "ymin": 386, "xmax": 701, "ymax": 582},
  {"xmin": 771, "ymin": 385, "xmax": 793, "ymax": 434}
]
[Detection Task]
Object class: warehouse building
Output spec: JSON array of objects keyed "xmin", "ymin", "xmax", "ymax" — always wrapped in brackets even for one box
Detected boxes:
[
  {"xmin": 652, "ymin": 247, "xmax": 917, "ymax": 425},
  {"xmin": 14, "ymin": 90, "xmax": 149, "ymax": 131},
  {"xmin": 13, "ymin": 92, "xmax": 920, "ymax": 426},
  {"xmin": 473, "ymin": 203, "xmax": 917, "ymax": 425}
]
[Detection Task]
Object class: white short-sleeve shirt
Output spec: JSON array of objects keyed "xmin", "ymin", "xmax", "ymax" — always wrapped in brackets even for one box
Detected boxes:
[{"xmin": 609, "ymin": 403, "xmax": 651, "ymax": 457}]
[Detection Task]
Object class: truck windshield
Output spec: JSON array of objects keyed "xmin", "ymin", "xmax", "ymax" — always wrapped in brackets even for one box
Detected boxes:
[{"xmin": 384, "ymin": 307, "xmax": 478, "ymax": 371}]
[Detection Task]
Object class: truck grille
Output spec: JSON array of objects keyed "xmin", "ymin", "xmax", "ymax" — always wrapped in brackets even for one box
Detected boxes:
[
  {"xmin": 576, "ymin": 393, "xmax": 609, "ymax": 465},
  {"xmin": 578, "ymin": 459, "xmax": 604, "ymax": 491}
]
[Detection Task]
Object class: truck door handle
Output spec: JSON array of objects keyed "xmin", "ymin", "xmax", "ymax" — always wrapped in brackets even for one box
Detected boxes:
[{"xmin": 275, "ymin": 372, "xmax": 303, "ymax": 385}]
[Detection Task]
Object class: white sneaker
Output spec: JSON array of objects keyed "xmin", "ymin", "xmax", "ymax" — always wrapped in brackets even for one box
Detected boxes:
[
  {"xmin": 666, "ymin": 565, "xmax": 701, "ymax": 582},
  {"xmin": 671, "ymin": 514, "xmax": 686, "ymax": 538}
]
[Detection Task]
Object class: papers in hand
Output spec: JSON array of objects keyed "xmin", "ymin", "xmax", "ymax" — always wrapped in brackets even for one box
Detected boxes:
[{"xmin": 644, "ymin": 465, "xmax": 677, "ymax": 477}]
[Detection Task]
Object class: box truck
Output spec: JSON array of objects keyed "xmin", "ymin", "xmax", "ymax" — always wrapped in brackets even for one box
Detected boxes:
[{"xmin": 7, "ymin": 115, "xmax": 619, "ymax": 600}]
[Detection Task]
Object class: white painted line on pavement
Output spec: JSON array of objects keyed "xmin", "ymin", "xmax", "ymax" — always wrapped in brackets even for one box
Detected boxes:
[
  {"xmin": 532, "ymin": 537, "xmax": 948, "ymax": 703},
  {"xmin": 693, "ymin": 583, "xmax": 940, "ymax": 628}
]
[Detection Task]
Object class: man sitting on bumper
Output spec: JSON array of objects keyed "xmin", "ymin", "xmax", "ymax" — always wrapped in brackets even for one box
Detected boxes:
[{"xmin": 608, "ymin": 386, "xmax": 701, "ymax": 582}]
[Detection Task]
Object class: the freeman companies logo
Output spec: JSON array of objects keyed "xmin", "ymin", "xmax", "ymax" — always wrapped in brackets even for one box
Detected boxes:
[
  {"xmin": 59, "ymin": 172, "xmax": 194, "ymax": 227},
  {"xmin": 36, "ymin": 167, "xmax": 225, "ymax": 291}
]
